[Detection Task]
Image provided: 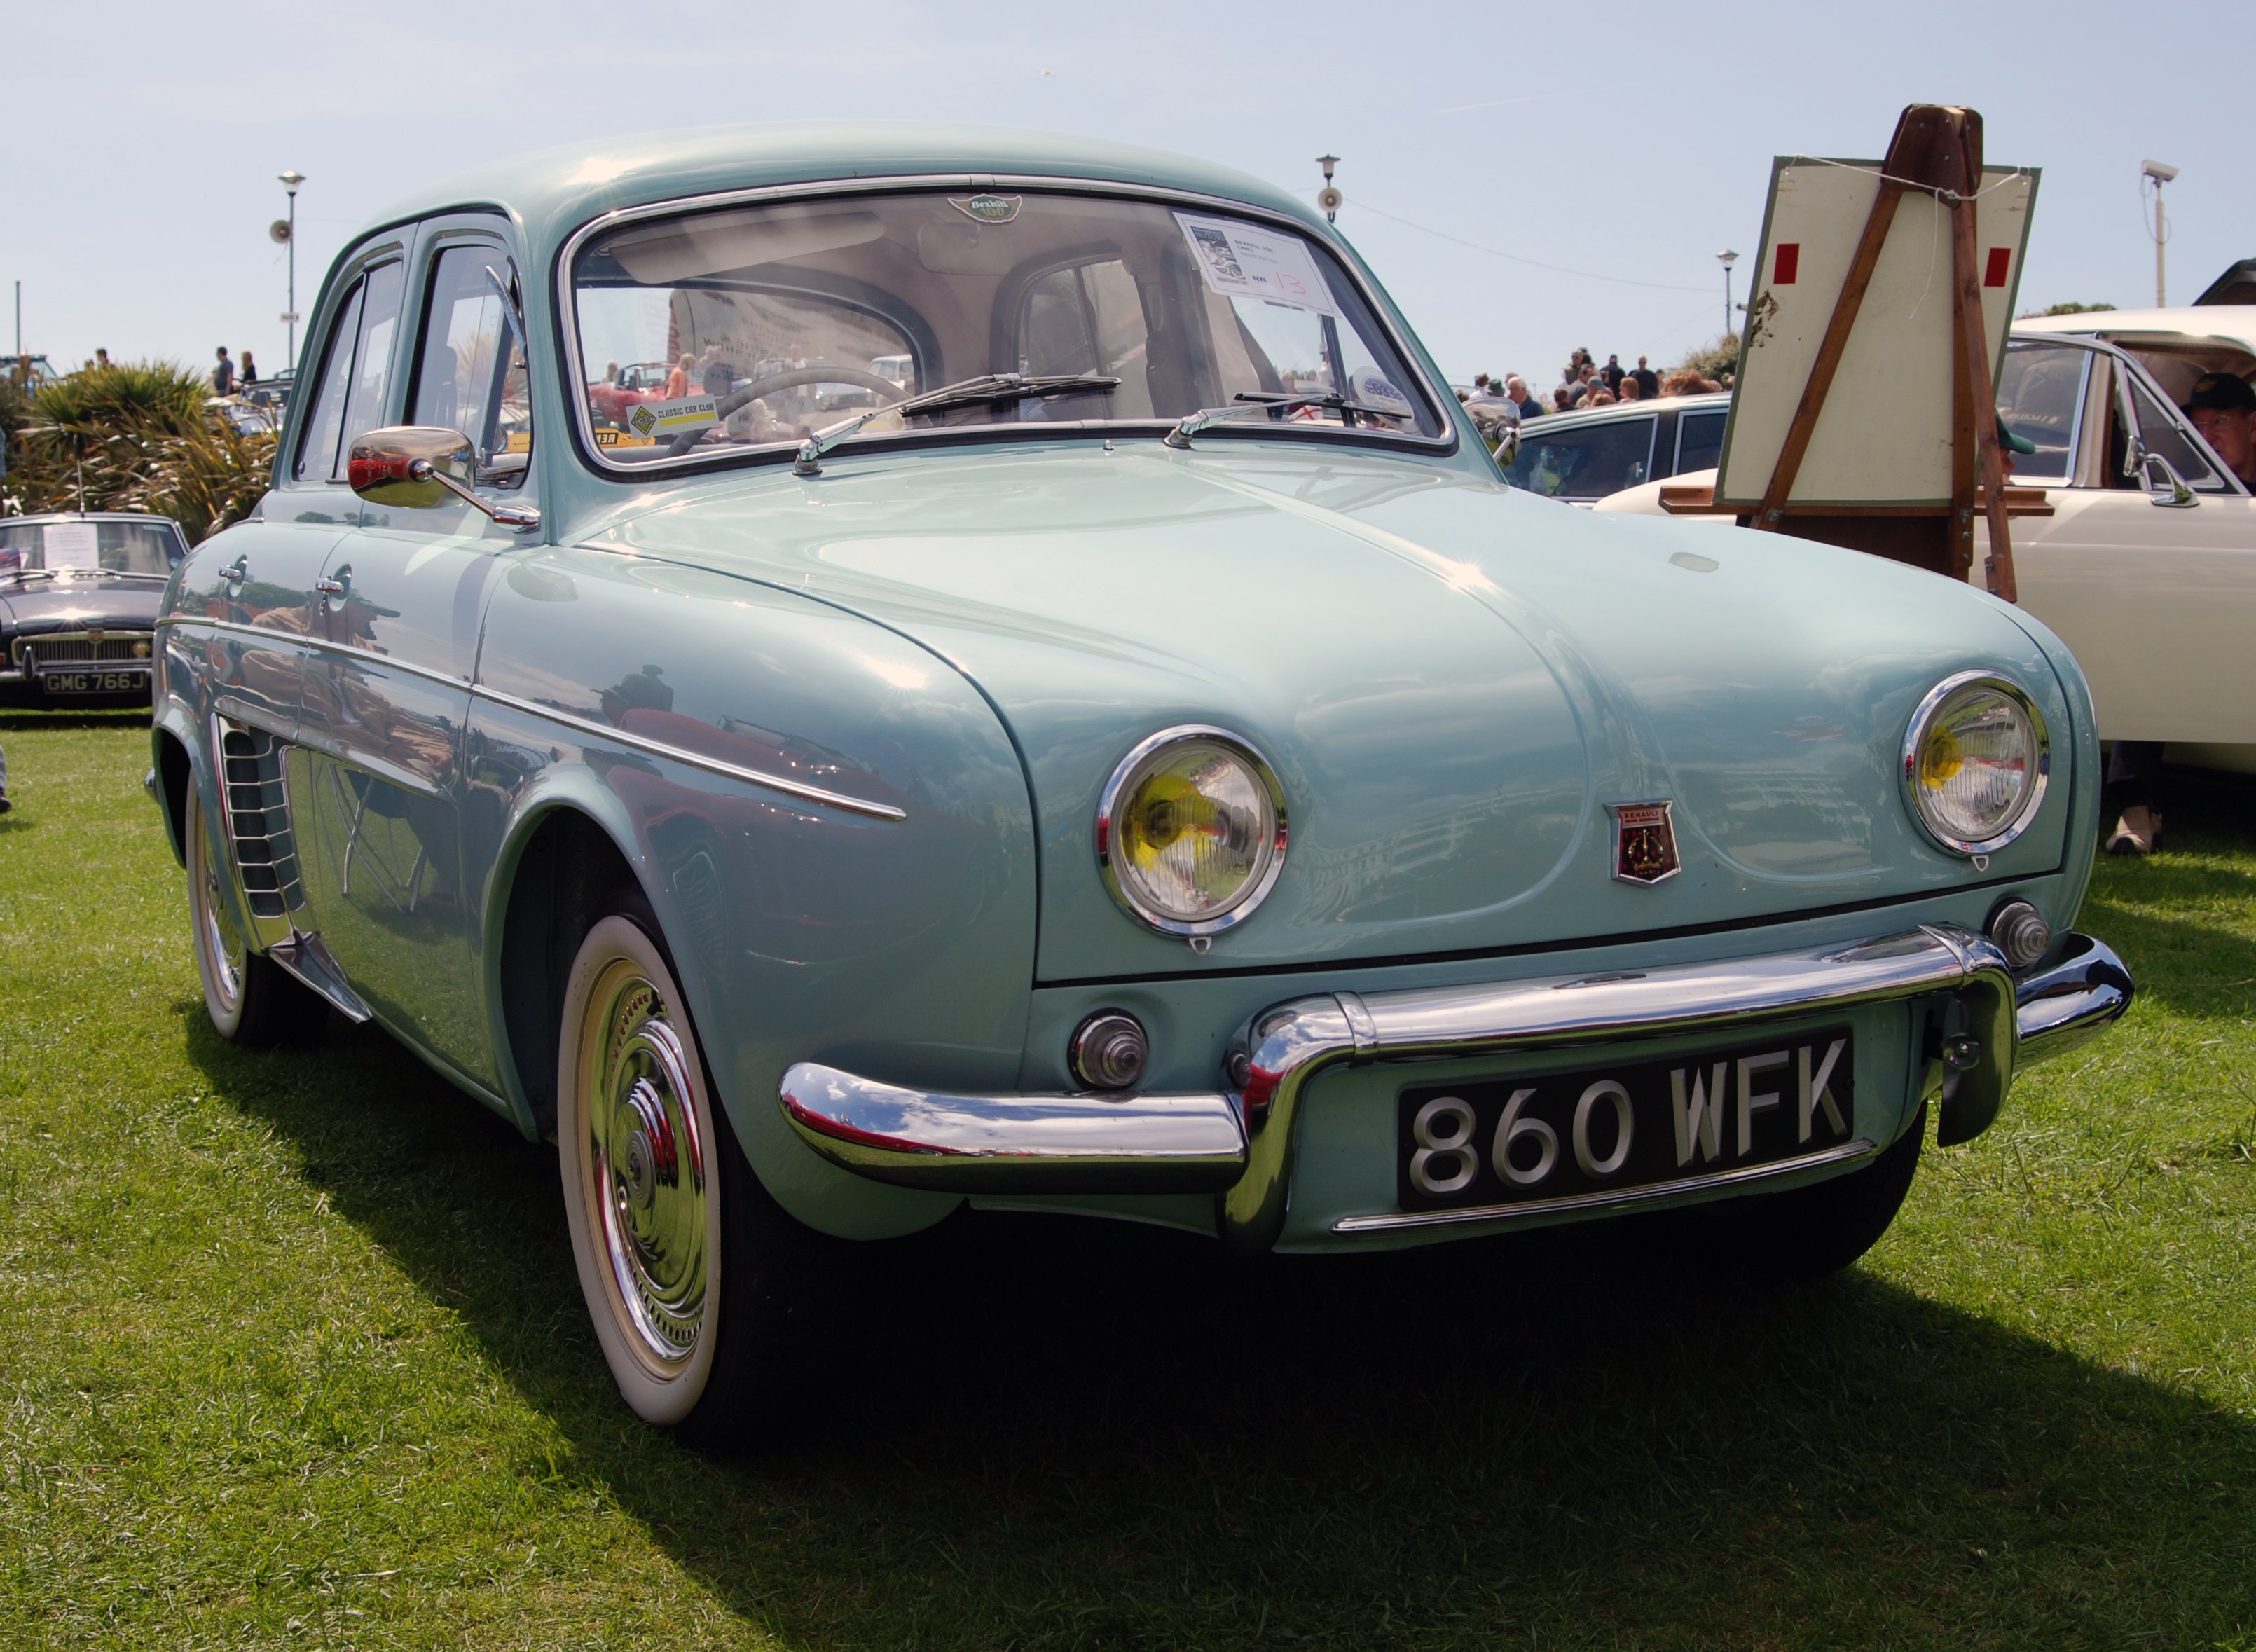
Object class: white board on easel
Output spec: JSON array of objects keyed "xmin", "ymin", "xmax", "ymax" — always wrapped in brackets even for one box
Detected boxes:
[{"xmin": 1714, "ymin": 158, "xmax": 2037, "ymax": 508}]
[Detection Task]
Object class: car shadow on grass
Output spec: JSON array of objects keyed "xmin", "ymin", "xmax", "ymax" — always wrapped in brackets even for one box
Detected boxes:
[{"xmin": 183, "ymin": 1004, "xmax": 2256, "ymax": 1648}]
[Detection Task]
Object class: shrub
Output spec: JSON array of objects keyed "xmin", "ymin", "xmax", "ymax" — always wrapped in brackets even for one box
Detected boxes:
[{"xmin": 2, "ymin": 361, "xmax": 275, "ymax": 544}]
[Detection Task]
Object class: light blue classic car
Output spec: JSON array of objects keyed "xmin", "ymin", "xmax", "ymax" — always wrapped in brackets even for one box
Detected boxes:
[{"xmin": 149, "ymin": 124, "xmax": 2132, "ymax": 1445}]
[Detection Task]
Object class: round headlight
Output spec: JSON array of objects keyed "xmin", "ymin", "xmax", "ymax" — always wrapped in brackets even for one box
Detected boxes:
[
  {"xmin": 1097, "ymin": 726, "xmax": 1288, "ymax": 935},
  {"xmin": 1902, "ymin": 672, "xmax": 2049, "ymax": 855}
]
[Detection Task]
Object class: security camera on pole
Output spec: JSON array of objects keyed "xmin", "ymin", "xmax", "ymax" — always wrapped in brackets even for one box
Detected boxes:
[
  {"xmin": 274, "ymin": 170, "xmax": 306, "ymax": 370},
  {"xmin": 2140, "ymin": 158, "xmax": 2178, "ymax": 308}
]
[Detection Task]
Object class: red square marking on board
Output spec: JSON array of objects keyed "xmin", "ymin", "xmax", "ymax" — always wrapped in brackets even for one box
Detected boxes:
[
  {"xmin": 1773, "ymin": 242, "xmax": 1800, "ymax": 284},
  {"xmin": 1984, "ymin": 247, "xmax": 2011, "ymax": 288}
]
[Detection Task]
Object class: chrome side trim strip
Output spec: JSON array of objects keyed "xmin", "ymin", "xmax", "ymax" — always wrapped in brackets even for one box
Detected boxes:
[
  {"xmin": 2014, "ymin": 933, "xmax": 2133, "ymax": 1063},
  {"xmin": 472, "ymin": 685, "xmax": 909, "ymax": 821},
  {"xmin": 266, "ymin": 931, "xmax": 373, "ymax": 1024},
  {"xmin": 779, "ymin": 1061, "xmax": 1246, "ymax": 1194},
  {"xmin": 1332, "ymin": 1136, "xmax": 1880, "ymax": 1234},
  {"xmin": 165, "ymin": 617, "xmax": 907, "ymax": 821}
]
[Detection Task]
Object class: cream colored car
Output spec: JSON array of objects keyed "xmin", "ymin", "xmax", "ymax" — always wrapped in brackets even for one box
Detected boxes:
[{"xmin": 1600, "ymin": 316, "xmax": 2256, "ymax": 771}]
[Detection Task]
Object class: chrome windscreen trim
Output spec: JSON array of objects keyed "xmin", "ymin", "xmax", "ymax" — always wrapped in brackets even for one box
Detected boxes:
[
  {"xmin": 556, "ymin": 173, "xmax": 1458, "ymax": 479},
  {"xmin": 1332, "ymin": 1136, "xmax": 1881, "ymax": 1234},
  {"xmin": 472, "ymin": 685, "xmax": 909, "ymax": 821}
]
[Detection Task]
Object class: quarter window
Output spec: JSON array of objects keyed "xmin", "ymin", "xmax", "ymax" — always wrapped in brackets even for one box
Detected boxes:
[
  {"xmin": 2128, "ymin": 378, "xmax": 2227, "ymax": 492},
  {"xmin": 293, "ymin": 259, "xmax": 406, "ymax": 482},
  {"xmin": 1504, "ymin": 418, "xmax": 1656, "ymax": 500},
  {"xmin": 411, "ymin": 245, "xmax": 535, "ymax": 483}
]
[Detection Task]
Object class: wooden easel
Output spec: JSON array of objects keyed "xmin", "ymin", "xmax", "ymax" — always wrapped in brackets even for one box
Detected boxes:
[{"xmin": 1662, "ymin": 105, "xmax": 2042, "ymax": 600}]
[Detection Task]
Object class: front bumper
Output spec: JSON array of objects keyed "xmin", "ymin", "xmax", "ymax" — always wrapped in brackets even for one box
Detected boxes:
[{"xmin": 780, "ymin": 924, "xmax": 2131, "ymax": 1253}]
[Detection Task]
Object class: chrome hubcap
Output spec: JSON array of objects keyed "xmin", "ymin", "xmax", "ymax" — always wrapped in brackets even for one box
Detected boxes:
[
  {"xmin": 585, "ymin": 965, "xmax": 708, "ymax": 1370},
  {"xmin": 193, "ymin": 819, "xmax": 245, "ymax": 1010}
]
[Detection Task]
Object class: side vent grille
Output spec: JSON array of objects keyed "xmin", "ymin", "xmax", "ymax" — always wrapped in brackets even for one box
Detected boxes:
[{"xmin": 216, "ymin": 721, "xmax": 305, "ymax": 921}]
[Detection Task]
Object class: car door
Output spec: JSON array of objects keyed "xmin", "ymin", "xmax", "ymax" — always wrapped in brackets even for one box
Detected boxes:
[
  {"xmin": 1989, "ymin": 343, "xmax": 2256, "ymax": 743},
  {"xmin": 167, "ymin": 235, "xmax": 409, "ymax": 955},
  {"xmin": 290, "ymin": 216, "xmax": 539, "ymax": 1087}
]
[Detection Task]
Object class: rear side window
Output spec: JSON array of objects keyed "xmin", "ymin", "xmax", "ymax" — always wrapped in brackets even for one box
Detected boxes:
[
  {"xmin": 1504, "ymin": 418, "xmax": 1656, "ymax": 500},
  {"xmin": 292, "ymin": 259, "xmax": 405, "ymax": 481},
  {"xmin": 1674, "ymin": 408, "xmax": 1726, "ymax": 475}
]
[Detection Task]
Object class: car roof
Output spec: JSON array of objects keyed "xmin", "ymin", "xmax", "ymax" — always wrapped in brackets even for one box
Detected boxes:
[
  {"xmin": 2013, "ymin": 305, "xmax": 2256, "ymax": 357},
  {"xmin": 1522, "ymin": 392, "xmax": 1731, "ymax": 429},
  {"xmin": 358, "ymin": 121, "xmax": 1328, "ymax": 266}
]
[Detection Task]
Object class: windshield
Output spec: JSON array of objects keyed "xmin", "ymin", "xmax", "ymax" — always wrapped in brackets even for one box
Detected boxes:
[
  {"xmin": 0, "ymin": 518, "xmax": 185, "ymax": 576},
  {"xmin": 570, "ymin": 188, "xmax": 1443, "ymax": 467}
]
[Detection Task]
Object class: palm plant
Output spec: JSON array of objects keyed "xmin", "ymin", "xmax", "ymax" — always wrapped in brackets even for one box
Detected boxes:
[{"xmin": 4, "ymin": 361, "xmax": 275, "ymax": 543}]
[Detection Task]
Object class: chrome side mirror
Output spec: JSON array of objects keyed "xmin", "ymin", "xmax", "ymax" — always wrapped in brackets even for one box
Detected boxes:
[
  {"xmin": 2144, "ymin": 453, "xmax": 2199, "ymax": 509},
  {"xmin": 345, "ymin": 425, "xmax": 540, "ymax": 532}
]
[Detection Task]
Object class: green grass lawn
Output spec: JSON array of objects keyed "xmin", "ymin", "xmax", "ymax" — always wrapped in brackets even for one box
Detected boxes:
[{"xmin": 1, "ymin": 710, "xmax": 2250, "ymax": 1650}]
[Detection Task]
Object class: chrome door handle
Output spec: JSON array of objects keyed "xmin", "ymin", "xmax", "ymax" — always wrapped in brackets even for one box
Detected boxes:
[
  {"xmin": 315, "ymin": 566, "xmax": 350, "ymax": 605},
  {"xmin": 221, "ymin": 556, "xmax": 248, "ymax": 587}
]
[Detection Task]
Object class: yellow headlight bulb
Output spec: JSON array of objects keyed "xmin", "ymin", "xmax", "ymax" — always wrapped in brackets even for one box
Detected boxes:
[{"xmin": 1920, "ymin": 729, "xmax": 1965, "ymax": 792}]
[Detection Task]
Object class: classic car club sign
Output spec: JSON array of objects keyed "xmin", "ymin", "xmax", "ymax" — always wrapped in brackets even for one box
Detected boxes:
[{"xmin": 1609, "ymin": 800, "xmax": 1680, "ymax": 884}]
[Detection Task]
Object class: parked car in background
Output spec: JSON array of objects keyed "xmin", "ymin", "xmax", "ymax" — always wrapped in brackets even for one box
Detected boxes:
[
  {"xmin": 0, "ymin": 513, "xmax": 184, "ymax": 707},
  {"xmin": 1502, "ymin": 392, "xmax": 1730, "ymax": 504},
  {"xmin": 1601, "ymin": 327, "xmax": 2256, "ymax": 773},
  {"xmin": 586, "ymin": 360, "xmax": 677, "ymax": 429},
  {"xmin": 151, "ymin": 124, "xmax": 2128, "ymax": 1447}
]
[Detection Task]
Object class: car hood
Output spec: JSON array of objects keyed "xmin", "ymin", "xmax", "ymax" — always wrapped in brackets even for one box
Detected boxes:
[
  {"xmin": 0, "ymin": 572, "xmax": 169, "ymax": 638},
  {"xmin": 596, "ymin": 443, "xmax": 2075, "ymax": 981}
]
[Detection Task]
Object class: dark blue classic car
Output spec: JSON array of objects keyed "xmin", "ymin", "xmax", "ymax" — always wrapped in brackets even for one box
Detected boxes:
[
  {"xmin": 1, "ymin": 514, "xmax": 183, "ymax": 706},
  {"xmin": 149, "ymin": 125, "xmax": 2131, "ymax": 1447}
]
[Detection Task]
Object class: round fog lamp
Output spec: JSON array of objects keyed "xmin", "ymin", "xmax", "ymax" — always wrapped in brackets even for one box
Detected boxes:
[
  {"xmin": 1070, "ymin": 1011, "xmax": 1149, "ymax": 1092},
  {"xmin": 1988, "ymin": 899, "xmax": 2053, "ymax": 971},
  {"xmin": 1097, "ymin": 726, "xmax": 1288, "ymax": 935},
  {"xmin": 1903, "ymin": 673, "xmax": 2047, "ymax": 855}
]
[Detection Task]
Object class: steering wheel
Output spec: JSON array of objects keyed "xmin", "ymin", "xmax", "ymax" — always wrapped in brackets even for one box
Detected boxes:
[{"xmin": 662, "ymin": 366, "xmax": 913, "ymax": 457}]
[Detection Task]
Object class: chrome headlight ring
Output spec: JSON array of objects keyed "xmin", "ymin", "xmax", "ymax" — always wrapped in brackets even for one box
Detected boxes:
[
  {"xmin": 1901, "ymin": 670, "xmax": 2050, "ymax": 856},
  {"xmin": 1096, "ymin": 724, "xmax": 1289, "ymax": 937}
]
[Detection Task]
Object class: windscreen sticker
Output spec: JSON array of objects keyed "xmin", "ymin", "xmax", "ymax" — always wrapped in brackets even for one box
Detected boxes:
[
  {"xmin": 43, "ymin": 521, "xmax": 99, "ymax": 571},
  {"xmin": 1174, "ymin": 212, "xmax": 1340, "ymax": 317},
  {"xmin": 626, "ymin": 395, "xmax": 719, "ymax": 440},
  {"xmin": 1350, "ymin": 369, "xmax": 1412, "ymax": 412}
]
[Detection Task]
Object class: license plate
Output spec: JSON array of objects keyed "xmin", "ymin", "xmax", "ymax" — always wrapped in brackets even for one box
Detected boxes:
[
  {"xmin": 1397, "ymin": 1028, "xmax": 1855, "ymax": 1212},
  {"xmin": 39, "ymin": 670, "xmax": 148, "ymax": 695}
]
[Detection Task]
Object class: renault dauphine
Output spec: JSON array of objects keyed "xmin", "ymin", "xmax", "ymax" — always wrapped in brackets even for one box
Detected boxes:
[{"xmin": 149, "ymin": 125, "xmax": 2131, "ymax": 1445}]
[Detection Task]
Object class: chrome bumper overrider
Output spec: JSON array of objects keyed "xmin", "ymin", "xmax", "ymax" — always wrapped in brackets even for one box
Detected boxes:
[{"xmin": 778, "ymin": 925, "xmax": 2131, "ymax": 1252}]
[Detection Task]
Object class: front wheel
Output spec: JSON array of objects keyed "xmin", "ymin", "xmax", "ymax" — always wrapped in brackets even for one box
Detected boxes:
[
  {"xmin": 185, "ymin": 786, "xmax": 325, "ymax": 1045},
  {"xmin": 1703, "ymin": 1103, "xmax": 1926, "ymax": 1282},
  {"xmin": 557, "ymin": 893, "xmax": 809, "ymax": 1447}
]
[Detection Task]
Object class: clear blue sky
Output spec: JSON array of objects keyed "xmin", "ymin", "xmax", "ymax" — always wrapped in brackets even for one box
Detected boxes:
[{"xmin": 12, "ymin": 0, "xmax": 2250, "ymax": 390}]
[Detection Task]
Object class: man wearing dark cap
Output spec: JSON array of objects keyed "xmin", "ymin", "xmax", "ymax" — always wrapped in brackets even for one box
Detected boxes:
[
  {"xmin": 2103, "ymin": 370, "xmax": 2256, "ymax": 855},
  {"xmin": 2185, "ymin": 371, "xmax": 2256, "ymax": 488}
]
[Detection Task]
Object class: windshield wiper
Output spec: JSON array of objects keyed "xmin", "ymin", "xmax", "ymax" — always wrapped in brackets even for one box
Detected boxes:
[
  {"xmin": 792, "ymin": 372, "xmax": 1121, "ymax": 475},
  {"xmin": 1162, "ymin": 391, "xmax": 1412, "ymax": 450},
  {"xmin": 0, "ymin": 567, "xmax": 57, "ymax": 586}
]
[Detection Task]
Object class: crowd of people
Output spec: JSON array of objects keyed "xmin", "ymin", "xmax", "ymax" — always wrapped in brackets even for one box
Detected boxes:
[{"xmin": 1456, "ymin": 347, "xmax": 1730, "ymax": 440}]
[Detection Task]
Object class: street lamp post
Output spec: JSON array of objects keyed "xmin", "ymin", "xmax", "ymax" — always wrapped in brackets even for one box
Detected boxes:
[
  {"xmin": 278, "ymin": 170, "xmax": 306, "ymax": 369},
  {"xmin": 1717, "ymin": 249, "xmax": 1740, "ymax": 341},
  {"xmin": 2141, "ymin": 159, "xmax": 2178, "ymax": 308}
]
